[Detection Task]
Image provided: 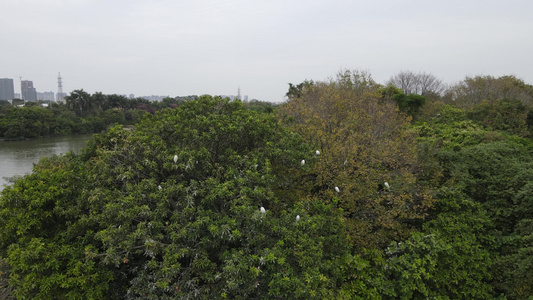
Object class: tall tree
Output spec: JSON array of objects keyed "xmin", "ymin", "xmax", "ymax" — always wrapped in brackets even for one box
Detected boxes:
[
  {"xmin": 106, "ymin": 94, "xmax": 128, "ymax": 110},
  {"xmin": 279, "ymin": 70, "xmax": 434, "ymax": 249},
  {"xmin": 64, "ymin": 89, "xmax": 91, "ymax": 115},
  {"xmin": 91, "ymin": 91, "xmax": 108, "ymax": 111},
  {"xmin": 448, "ymin": 75, "xmax": 533, "ymax": 107},
  {"xmin": 388, "ymin": 71, "xmax": 446, "ymax": 98}
]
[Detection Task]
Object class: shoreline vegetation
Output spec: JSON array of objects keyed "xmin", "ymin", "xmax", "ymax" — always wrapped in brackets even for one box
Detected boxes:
[
  {"xmin": 0, "ymin": 93, "xmax": 275, "ymax": 141},
  {"xmin": 1, "ymin": 70, "xmax": 533, "ymax": 298},
  {"xmin": 0, "ymin": 93, "xmax": 187, "ymax": 141}
]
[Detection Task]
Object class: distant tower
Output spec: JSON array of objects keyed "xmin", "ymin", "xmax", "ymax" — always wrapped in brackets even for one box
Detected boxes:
[
  {"xmin": 18, "ymin": 76, "xmax": 23, "ymax": 100},
  {"xmin": 237, "ymin": 86, "xmax": 241, "ymax": 100},
  {"xmin": 57, "ymin": 72, "xmax": 64, "ymax": 102}
]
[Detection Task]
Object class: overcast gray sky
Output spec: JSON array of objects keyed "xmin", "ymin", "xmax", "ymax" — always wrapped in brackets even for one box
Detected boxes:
[{"xmin": 2, "ymin": 0, "xmax": 532, "ymax": 102}]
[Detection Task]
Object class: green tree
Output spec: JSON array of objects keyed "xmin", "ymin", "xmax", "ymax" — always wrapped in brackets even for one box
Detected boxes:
[
  {"xmin": 448, "ymin": 75, "xmax": 533, "ymax": 107},
  {"xmin": 0, "ymin": 96, "xmax": 355, "ymax": 299},
  {"xmin": 0, "ymin": 106, "xmax": 54, "ymax": 139},
  {"xmin": 106, "ymin": 94, "xmax": 128, "ymax": 110},
  {"xmin": 383, "ymin": 188, "xmax": 493, "ymax": 299},
  {"xmin": 467, "ymin": 98, "xmax": 530, "ymax": 137},
  {"xmin": 415, "ymin": 109, "xmax": 533, "ymax": 298},
  {"xmin": 243, "ymin": 99, "xmax": 276, "ymax": 113},
  {"xmin": 65, "ymin": 89, "xmax": 91, "ymax": 115},
  {"xmin": 100, "ymin": 109, "xmax": 126, "ymax": 125},
  {"xmin": 286, "ymin": 80, "xmax": 314, "ymax": 101},
  {"xmin": 392, "ymin": 93, "xmax": 428, "ymax": 117},
  {"xmin": 92, "ymin": 91, "xmax": 108, "ymax": 111},
  {"xmin": 439, "ymin": 140, "xmax": 533, "ymax": 297}
]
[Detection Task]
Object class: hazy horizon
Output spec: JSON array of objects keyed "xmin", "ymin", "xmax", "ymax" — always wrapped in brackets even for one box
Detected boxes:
[{"xmin": 2, "ymin": 0, "xmax": 532, "ymax": 102}]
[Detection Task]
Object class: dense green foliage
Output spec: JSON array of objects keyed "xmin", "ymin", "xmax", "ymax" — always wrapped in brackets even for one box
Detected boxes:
[
  {"xmin": 382, "ymin": 188, "xmax": 493, "ymax": 299},
  {"xmin": 435, "ymin": 138, "xmax": 533, "ymax": 298},
  {"xmin": 414, "ymin": 98, "xmax": 533, "ymax": 298},
  {"xmin": 0, "ymin": 104, "xmax": 110, "ymax": 139},
  {"xmin": 0, "ymin": 92, "xmax": 192, "ymax": 140},
  {"xmin": 0, "ymin": 96, "xmax": 354, "ymax": 299},
  {"xmin": 2, "ymin": 71, "xmax": 533, "ymax": 298}
]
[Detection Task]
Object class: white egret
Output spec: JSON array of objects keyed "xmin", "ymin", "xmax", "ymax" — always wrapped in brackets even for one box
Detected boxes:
[
  {"xmin": 173, "ymin": 155, "xmax": 178, "ymax": 163},
  {"xmin": 315, "ymin": 150, "xmax": 320, "ymax": 155},
  {"xmin": 296, "ymin": 215, "xmax": 300, "ymax": 222},
  {"xmin": 384, "ymin": 182, "xmax": 390, "ymax": 190},
  {"xmin": 335, "ymin": 186, "xmax": 340, "ymax": 193},
  {"xmin": 301, "ymin": 159, "xmax": 305, "ymax": 166},
  {"xmin": 260, "ymin": 207, "xmax": 266, "ymax": 214},
  {"xmin": 158, "ymin": 185, "xmax": 162, "ymax": 190}
]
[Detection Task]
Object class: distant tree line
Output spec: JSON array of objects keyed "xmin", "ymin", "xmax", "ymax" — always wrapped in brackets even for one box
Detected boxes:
[
  {"xmin": 0, "ymin": 91, "xmax": 278, "ymax": 141},
  {"xmin": 0, "ymin": 91, "xmax": 195, "ymax": 140}
]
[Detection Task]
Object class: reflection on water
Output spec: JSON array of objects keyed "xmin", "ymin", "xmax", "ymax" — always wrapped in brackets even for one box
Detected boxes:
[{"xmin": 0, "ymin": 134, "xmax": 93, "ymax": 189}]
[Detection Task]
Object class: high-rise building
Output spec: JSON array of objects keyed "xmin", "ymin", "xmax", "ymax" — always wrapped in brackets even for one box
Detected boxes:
[
  {"xmin": 21, "ymin": 80, "xmax": 37, "ymax": 101},
  {"xmin": 38, "ymin": 91, "xmax": 55, "ymax": 101},
  {"xmin": 0, "ymin": 78, "xmax": 15, "ymax": 100}
]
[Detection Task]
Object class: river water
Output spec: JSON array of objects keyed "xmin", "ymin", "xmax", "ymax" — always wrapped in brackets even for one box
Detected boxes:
[{"xmin": 0, "ymin": 134, "xmax": 93, "ymax": 190}]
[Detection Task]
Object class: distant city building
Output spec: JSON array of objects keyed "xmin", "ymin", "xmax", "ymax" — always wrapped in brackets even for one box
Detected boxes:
[
  {"xmin": 21, "ymin": 80, "xmax": 37, "ymax": 101},
  {"xmin": 0, "ymin": 78, "xmax": 15, "ymax": 100},
  {"xmin": 141, "ymin": 95, "xmax": 167, "ymax": 102},
  {"xmin": 221, "ymin": 94, "xmax": 249, "ymax": 101},
  {"xmin": 14, "ymin": 93, "xmax": 21, "ymax": 99},
  {"xmin": 38, "ymin": 91, "xmax": 55, "ymax": 101}
]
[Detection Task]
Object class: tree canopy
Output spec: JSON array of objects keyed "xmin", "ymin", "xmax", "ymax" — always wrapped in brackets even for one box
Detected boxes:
[
  {"xmin": 2, "ymin": 70, "xmax": 533, "ymax": 298},
  {"xmin": 0, "ymin": 96, "xmax": 354, "ymax": 299},
  {"xmin": 279, "ymin": 70, "xmax": 434, "ymax": 249}
]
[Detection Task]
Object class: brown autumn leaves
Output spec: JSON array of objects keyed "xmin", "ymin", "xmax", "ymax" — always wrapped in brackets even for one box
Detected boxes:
[{"xmin": 278, "ymin": 70, "xmax": 434, "ymax": 249}]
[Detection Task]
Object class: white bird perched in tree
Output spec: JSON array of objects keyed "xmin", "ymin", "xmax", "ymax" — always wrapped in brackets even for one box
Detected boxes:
[
  {"xmin": 260, "ymin": 207, "xmax": 266, "ymax": 214},
  {"xmin": 315, "ymin": 150, "xmax": 320, "ymax": 155},
  {"xmin": 384, "ymin": 182, "xmax": 390, "ymax": 190},
  {"xmin": 173, "ymin": 155, "xmax": 178, "ymax": 163},
  {"xmin": 158, "ymin": 185, "xmax": 162, "ymax": 190},
  {"xmin": 296, "ymin": 215, "xmax": 300, "ymax": 222},
  {"xmin": 335, "ymin": 186, "xmax": 340, "ymax": 193},
  {"xmin": 301, "ymin": 159, "xmax": 305, "ymax": 166}
]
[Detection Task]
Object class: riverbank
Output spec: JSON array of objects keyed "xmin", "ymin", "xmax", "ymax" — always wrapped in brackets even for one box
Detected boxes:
[
  {"xmin": 0, "ymin": 134, "xmax": 93, "ymax": 189},
  {"xmin": 0, "ymin": 132, "xmax": 94, "ymax": 142}
]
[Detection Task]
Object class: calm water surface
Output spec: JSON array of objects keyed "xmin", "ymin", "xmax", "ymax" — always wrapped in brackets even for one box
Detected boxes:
[{"xmin": 0, "ymin": 134, "xmax": 93, "ymax": 189}]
